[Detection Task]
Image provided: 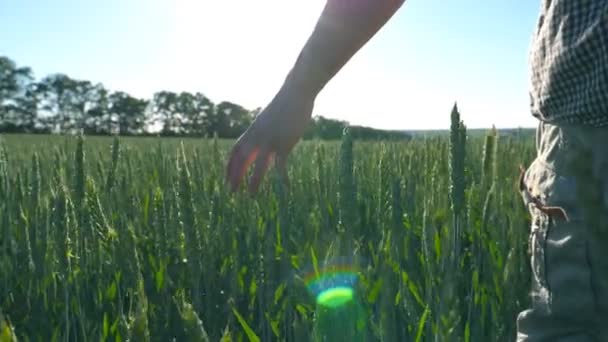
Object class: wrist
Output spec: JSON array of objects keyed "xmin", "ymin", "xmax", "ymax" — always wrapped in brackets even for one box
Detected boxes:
[
  {"xmin": 281, "ymin": 70, "xmax": 322, "ymax": 100},
  {"xmin": 282, "ymin": 46, "xmax": 332, "ymax": 98}
]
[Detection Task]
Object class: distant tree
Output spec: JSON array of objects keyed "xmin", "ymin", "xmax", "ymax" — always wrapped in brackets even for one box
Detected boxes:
[
  {"xmin": 304, "ymin": 115, "xmax": 411, "ymax": 141},
  {"xmin": 209, "ymin": 101, "xmax": 253, "ymax": 138},
  {"xmin": 13, "ymin": 83, "xmax": 39, "ymax": 132},
  {"xmin": 0, "ymin": 54, "xmax": 411, "ymax": 140},
  {"xmin": 83, "ymin": 83, "xmax": 108, "ymax": 134},
  {"xmin": 174, "ymin": 92, "xmax": 197, "ymax": 135},
  {"xmin": 181, "ymin": 92, "xmax": 214, "ymax": 137},
  {"xmin": 0, "ymin": 83, "xmax": 39, "ymax": 133},
  {"xmin": 69, "ymin": 80, "xmax": 99, "ymax": 132},
  {"xmin": 349, "ymin": 125, "xmax": 410, "ymax": 141},
  {"xmin": 35, "ymin": 74, "xmax": 81, "ymax": 133},
  {"xmin": 35, "ymin": 75, "xmax": 110, "ymax": 134},
  {"xmin": 151, "ymin": 91, "xmax": 181, "ymax": 135},
  {"xmin": 250, "ymin": 107, "xmax": 262, "ymax": 118},
  {"xmin": 314, "ymin": 116, "xmax": 348, "ymax": 140},
  {"xmin": 108, "ymin": 91, "xmax": 148, "ymax": 135},
  {"xmin": 0, "ymin": 56, "xmax": 34, "ymax": 132},
  {"xmin": 206, "ymin": 101, "xmax": 227, "ymax": 137}
]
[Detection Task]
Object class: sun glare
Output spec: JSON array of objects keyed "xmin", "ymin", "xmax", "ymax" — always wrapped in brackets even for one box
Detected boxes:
[{"xmin": 166, "ymin": 0, "xmax": 325, "ymax": 108}]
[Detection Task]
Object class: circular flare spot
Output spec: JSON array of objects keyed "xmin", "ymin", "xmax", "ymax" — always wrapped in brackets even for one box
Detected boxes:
[{"xmin": 316, "ymin": 286, "xmax": 354, "ymax": 308}]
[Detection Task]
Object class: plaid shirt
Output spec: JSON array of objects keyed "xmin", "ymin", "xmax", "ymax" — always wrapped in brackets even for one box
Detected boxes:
[{"xmin": 529, "ymin": 0, "xmax": 608, "ymax": 127}]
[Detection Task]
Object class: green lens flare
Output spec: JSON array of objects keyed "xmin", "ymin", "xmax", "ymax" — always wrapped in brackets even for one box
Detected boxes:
[{"xmin": 316, "ymin": 286, "xmax": 354, "ymax": 308}]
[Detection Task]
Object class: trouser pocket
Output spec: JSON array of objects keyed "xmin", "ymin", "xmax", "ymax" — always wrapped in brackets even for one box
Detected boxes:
[
  {"xmin": 528, "ymin": 210, "xmax": 549, "ymax": 313},
  {"xmin": 522, "ymin": 158, "xmax": 595, "ymax": 321}
]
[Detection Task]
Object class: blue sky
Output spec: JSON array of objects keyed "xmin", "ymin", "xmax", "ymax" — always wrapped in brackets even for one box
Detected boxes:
[{"xmin": 1, "ymin": 0, "xmax": 541, "ymax": 130}]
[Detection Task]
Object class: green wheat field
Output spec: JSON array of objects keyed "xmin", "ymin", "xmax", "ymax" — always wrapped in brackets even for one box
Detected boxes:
[{"xmin": 0, "ymin": 112, "xmax": 538, "ymax": 341}]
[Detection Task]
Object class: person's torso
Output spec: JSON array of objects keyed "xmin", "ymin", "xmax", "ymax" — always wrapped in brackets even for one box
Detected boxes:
[{"xmin": 529, "ymin": 0, "xmax": 608, "ymax": 127}]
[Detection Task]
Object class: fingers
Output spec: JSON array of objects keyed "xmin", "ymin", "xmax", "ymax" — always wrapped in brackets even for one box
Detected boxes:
[
  {"xmin": 225, "ymin": 128, "xmax": 292, "ymax": 194},
  {"xmin": 226, "ymin": 134, "xmax": 247, "ymax": 182},
  {"xmin": 226, "ymin": 141, "xmax": 259, "ymax": 192},
  {"xmin": 276, "ymin": 153, "xmax": 290, "ymax": 190},
  {"xmin": 248, "ymin": 147, "xmax": 272, "ymax": 194}
]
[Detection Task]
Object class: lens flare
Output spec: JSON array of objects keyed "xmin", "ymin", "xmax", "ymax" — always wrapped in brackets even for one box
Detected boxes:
[
  {"xmin": 302, "ymin": 258, "xmax": 361, "ymax": 308},
  {"xmin": 316, "ymin": 286, "xmax": 354, "ymax": 308},
  {"xmin": 299, "ymin": 256, "xmax": 369, "ymax": 341}
]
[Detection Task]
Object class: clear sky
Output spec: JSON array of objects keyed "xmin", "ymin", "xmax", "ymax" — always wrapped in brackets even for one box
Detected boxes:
[{"xmin": 1, "ymin": 0, "xmax": 542, "ymax": 130}]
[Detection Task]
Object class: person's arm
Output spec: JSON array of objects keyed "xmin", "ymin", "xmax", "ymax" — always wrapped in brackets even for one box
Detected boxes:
[
  {"xmin": 227, "ymin": 0, "xmax": 405, "ymax": 193},
  {"xmin": 285, "ymin": 0, "xmax": 405, "ymax": 96}
]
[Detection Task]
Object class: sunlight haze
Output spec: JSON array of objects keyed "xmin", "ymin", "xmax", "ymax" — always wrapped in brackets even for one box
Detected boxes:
[{"xmin": 1, "ymin": 0, "xmax": 541, "ymax": 130}]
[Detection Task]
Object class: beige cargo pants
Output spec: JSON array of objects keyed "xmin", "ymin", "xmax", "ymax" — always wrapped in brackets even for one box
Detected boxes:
[{"xmin": 517, "ymin": 121, "xmax": 608, "ymax": 341}]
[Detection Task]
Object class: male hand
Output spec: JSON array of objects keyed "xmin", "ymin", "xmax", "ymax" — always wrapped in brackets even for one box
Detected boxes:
[{"xmin": 226, "ymin": 85, "xmax": 316, "ymax": 194}]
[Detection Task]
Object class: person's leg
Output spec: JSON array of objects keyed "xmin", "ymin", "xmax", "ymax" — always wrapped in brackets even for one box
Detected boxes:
[
  {"xmin": 576, "ymin": 125, "xmax": 608, "ymax": 341},
  {"xmin": 516, "ymin": 122, "xmax": 608, "ymax": 341}
]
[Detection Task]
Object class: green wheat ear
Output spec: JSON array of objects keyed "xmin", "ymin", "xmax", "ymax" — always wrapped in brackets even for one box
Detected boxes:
[
  {"xmin": 449, "ymin": 102, "xmax": 466, "ymax": 218},
  {"xmin": 338, "ymin": 126, "xmax": 355, "ymax": 236},
  {"xmin": 0, "ymin": 141, "xmax": 8, "ymax": 198},
  {"xmin": 482, "ymin": 125, "xmax": 498, "ymax": 190},
  {"xmin": 74, "ymin": 134, "xmax": 85, "ymax": 208},
  {"xmin": 105, "ymin": 136, "xmax": 120, "ymax": 192}
]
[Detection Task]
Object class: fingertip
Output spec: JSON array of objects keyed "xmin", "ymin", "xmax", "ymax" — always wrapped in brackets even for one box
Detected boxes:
[
  {"xmin": 248, "ymin": 149, "xmax": 272, "ymax": 195},
  {"xmin": 226, "ymin": 163, "xmax": 238, "ymax": 193},
  {"xmin": 228, "ymin": 147, "xmax": 259, "ymax": 193},
  {"xmin": 226, "ymin": 145, "xmax": 240, "ymax": 182},
  {"xmin": 226, "ymin": 159, "xmax": 234, "ymax": 187}
]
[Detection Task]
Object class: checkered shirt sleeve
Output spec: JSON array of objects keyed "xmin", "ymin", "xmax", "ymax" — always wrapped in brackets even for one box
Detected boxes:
[{"xmin": 529, "ymin": 0, "xmax": 608, "ymax": 127}]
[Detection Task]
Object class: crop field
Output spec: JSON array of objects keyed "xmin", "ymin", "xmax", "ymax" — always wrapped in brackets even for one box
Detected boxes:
[{"xmin": 0, "ymin": 113, "xmax": 537, "ymax": 341}]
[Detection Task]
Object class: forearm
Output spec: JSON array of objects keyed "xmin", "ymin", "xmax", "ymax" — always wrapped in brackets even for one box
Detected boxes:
[{"xmin": 283, "ymin": 0, "xmax": 405, "ymax": 96}]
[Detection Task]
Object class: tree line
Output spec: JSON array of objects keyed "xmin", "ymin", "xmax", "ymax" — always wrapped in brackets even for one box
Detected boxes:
[{"xmin": 0, "ymin": 55, "xmax": 410, "ymax": 140}]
